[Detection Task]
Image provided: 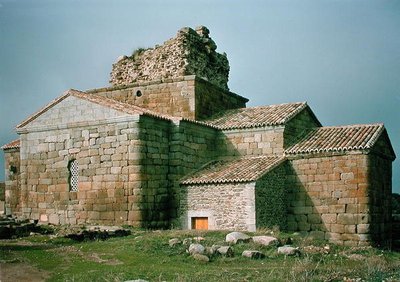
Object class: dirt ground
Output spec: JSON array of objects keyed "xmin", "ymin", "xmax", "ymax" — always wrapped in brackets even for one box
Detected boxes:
[{"xmin": 0, "ymin": 262, "xmax": 49, "ymax": 282}]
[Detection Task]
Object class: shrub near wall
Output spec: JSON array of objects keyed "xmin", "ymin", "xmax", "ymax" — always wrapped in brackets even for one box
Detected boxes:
[{"xmin": 255, "ymin": 164, "xmax": 287, "ymax": 230}]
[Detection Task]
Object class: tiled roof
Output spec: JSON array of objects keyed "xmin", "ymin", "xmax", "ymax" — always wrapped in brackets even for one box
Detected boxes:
[
  {"xmin": 1, "ymin": 139, "xmax": 20, "ymax": 150},
  {"xmin": 285, "ymin": 123, "xmax": 385, "ymax": 154},
  {"xmin": 181, "ymin": 155, "xmax": 286, "ymax": 185},
  {"xmin": 17, "ymin": 89, "xmax": 176, "ymax": 128},
  {"xmin": 204, "ymin": 102, "xmax": 319, "ymax": 130}
]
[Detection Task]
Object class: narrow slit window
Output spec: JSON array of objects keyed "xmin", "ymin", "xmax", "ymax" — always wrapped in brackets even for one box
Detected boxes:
[{"xmin": 68, "ymin": 159, "xmax": 79, "ymax": 192}]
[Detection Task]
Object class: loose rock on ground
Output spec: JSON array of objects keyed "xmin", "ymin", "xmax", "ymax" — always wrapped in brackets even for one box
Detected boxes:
[
  {"xmin": 242, "ymin": 250, "xmax": 265, "ymax": 259},
  {"xmin": 252, "ymin": 235, "xmax": 278, "ymax": 246},
  {"xmin": 226, "ymin": 231, "xmax": 251, "ymax": 244}
]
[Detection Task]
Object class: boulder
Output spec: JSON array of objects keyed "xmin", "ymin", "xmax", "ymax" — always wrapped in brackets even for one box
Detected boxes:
[
  {"xmin": 225, "ymin": 232, "xmax": 251, "ymax": 244},
  {"xmin": 188, "ymin": 243, "xmax": 205, "ymax": 255},
  {"xmin": 193, "ymin": 236, "xmax": 205, "ymax": 242},
  {"xmin": 182, "ymin": 238, "xmax": 193, "ymax": 246},
  {"xmin": 211, "ymin": 244, "xmax": 222, "ymax": 252},
  {"xmin": 277, "ymin": 245, "xmax": 300, "ymax": 256},
  {"xmin": 242, "ymin": 250, "xmax": 265, "ymax": 259},
  {"xmin": 217, "ymin": 246, "xmax": 234, "ymax": 257},
  {"xmin": 192, "ymin": 253, "xmax": 209, "ymax": 262},
  {"xmin": 205, "ymin": 247, "xmax": 215, "ymax": 256},
  {"xmin": 252, "ymin": 236, "xmax": 278, "ymax": 246},
  {"xmin": 169, "ymin": 238, "xmax": 181, "ymax": 247}
]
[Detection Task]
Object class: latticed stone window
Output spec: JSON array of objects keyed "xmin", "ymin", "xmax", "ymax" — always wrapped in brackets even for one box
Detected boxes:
[{"xmin": 68, "ymin": 159, "xmax": 79, "ymax": 192}]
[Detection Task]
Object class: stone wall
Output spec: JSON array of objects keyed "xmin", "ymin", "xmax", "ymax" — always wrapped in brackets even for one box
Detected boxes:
[
  {"xmin": 286, "ymin": 153, "xmax": 371, "ymax": 246},
  {"xmin": 18, "ymin": 119, "xmax": 138, "ymax": 225},
  {"xmin": 170, "ymin": 121, "xmax": 220, "ymax": 225},
  {"xmin": 218, "ymin": 127, "xmax": 285, "ymax": 157},
  {"xmin": 255, "ymin": 164, "xmax": 287, "ymax": 229},
  {"xmin": 137, "ymin": 115, "xmax": 171, "ymax": 229},
  {"xmin": 89, "ymin": 76, "xmax": 246, "ymax": 121},
  {"xmin": 89, "ymin": 76, "xmax": 197, "ymax": 120},
  {"xmin": 368, "ymin": 152, "xmax": 392, "ymax": 246},
  {"xmin": 283, "ymin": 108, "xmax": 320, "ymax": 148},
  {"xmin": 194, "ymin": 78, "xmax": 247, "ymax": 120},
  {"xmin": 15, "ymin": 93, "xmax": 227, "ymax": 227},
  {"xmin": 3, "ymin": 149, "xmax": 20, "ymax": 216},
  {"xmin": 110, "ymin": 26, "xmax": 230, "ymax": 91},
  {"xmin": 17, "ymin": 96, "xmax": 140, "ymax": 225},
  {"xmin": 180, "ymin": 182, "xmax": 256, "ymax": 231},
  {"xmin": 0, "ymin": 182, "xmax": 4, "ymax": 202}
]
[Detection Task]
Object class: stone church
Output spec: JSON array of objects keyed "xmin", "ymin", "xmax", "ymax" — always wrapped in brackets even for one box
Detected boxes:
[{"xmin": 2, "ymin": 26, "xmax": 396, "ymax": 246}]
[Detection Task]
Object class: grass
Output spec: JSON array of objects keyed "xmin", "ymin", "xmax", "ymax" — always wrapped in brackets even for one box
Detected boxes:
[{"xmin": 1, "ymin": 228, "xmax": 400, "ymax": 281}]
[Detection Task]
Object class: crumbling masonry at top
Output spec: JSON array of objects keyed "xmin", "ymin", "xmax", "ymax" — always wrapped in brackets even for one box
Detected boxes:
[{"xmin": 110, "ymin": 26, "xmax": 230, "ymax": 91}]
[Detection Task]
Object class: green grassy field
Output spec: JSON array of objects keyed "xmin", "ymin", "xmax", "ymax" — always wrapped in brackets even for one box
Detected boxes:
[{"xmin": 1, "ymin": 228, "xmax": 399, "ymax": 282}]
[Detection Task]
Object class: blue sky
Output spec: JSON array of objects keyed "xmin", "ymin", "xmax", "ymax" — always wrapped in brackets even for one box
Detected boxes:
[{"xmin": 0, "ymin": 0, "xmax": 399, "ymax": 192}]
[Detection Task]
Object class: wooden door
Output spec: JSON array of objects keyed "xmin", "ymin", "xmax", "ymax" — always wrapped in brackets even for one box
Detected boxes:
[{"xmin": 191, "ymin": 217, "xmax": 208, "ymax": 230}]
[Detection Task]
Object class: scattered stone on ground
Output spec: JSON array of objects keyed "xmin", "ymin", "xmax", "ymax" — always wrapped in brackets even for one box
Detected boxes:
[
  {"xmin": 188, "ymin": 243, "xmax": 205, "ymax": 255},
  {"xmin": 0, "ymin": 215, "xmax": 51, "ymax": 239},
  {"xmin": 277, "ymin": 245, "xmax": 300, "ymax": 256},
  {"xmin": 225, "ymin": 231, "xmax": 251, "ymax": 244},
  {"xmin": 205, "ymin": 246, "xmax": 215, "ymax": 256},
  {"xmin": 192, "ymin": 253, "xmax": 210, "ymax": 262},
  {"xmin": 182, "ymin": 238, "xmax": 192, "ymax": 245},
  {"xmin": 193, "ymin": 236, "xmax": 205, "ymax": 242},
  {"xmin": 302, "ymin": 245, "xmax": 330, "ymax": 254},
  {"xmin": 169, "ymin": 238, "xmax": 181, "ymax": 247},
  {"xmin": 252, "ymin": 235, "xmax": 278, "ymax": 246},
  {"xmin": 211, "ymin": 244, "xmax": 221, "ymax": 252},
  {"xmin": 242, "ymin": 250, "xmax": 265, "ymax": 259},
  {"xmin": 64, "ymin": 226, "xmax": 130, "ymax": 241},
  {"xmin": 217, "ymin": 246, "xmax": 234, "ymax": 257}
]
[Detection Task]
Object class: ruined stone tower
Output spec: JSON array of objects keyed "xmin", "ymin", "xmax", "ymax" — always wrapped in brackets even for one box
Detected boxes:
[
  {"xmin": 89, "ymin": 26, "xmax": 248, "ymax": 120},
  {"xmin": 110, "ymin": 26, "xmax": 230, "ymax": 90}
]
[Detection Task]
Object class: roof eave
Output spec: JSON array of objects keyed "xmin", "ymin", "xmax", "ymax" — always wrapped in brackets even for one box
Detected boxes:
[
  {"xmin": 284, "ymin": 102, "xmax": 322, "ymax": 127},
  {"xmin": 16, "ymin": 90, "xmax": 73, "ymax": 129}
]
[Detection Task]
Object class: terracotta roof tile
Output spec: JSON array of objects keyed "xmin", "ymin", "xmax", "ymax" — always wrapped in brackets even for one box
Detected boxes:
[
  {"xmin": 204, "ymin": 102, "xmax": 314, "ymax": 130},
  {"xmin": 285, "ymin": 123, "xmax": 385, "ymax": 154},
  {"xmin": 1, "ymin": 139, "xmax": 20, "ymax": 150},
  {"xmin": 181, "ymin": 155, "xmax": 286, "ymax": 185}
]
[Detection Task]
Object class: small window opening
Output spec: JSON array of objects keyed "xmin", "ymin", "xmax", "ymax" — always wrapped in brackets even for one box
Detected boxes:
[
  {"xmin": 9, "ymin": 165, "xmax": 17, "ymax": 174},
  {"xmin": 68, "ymin": 159, "xmax": 79, "ymax": 192},
  {"xmin": 136, "ymin": 90, "xmax": 142, "ymax": 97}
]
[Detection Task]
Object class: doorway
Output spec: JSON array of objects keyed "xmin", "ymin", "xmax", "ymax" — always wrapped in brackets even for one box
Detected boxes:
[{"xmin": 191, "ymin": 217, "xmax": 208, "ymax": 230}]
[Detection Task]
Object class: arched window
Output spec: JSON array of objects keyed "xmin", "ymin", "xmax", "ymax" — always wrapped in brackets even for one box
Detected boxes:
[{"xmin": 68, "ymin": 159, "xmax": 79, "ymax": 192}]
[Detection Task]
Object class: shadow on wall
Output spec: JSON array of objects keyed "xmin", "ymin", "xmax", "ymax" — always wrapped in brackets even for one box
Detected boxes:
[
  {"xmin": 255, "ymin": 162, "xmax": 290, "ymax": 230},
  {"xmin": 368, "ymin": 154, "xmax": 392, "ymax": 247},
  {"xmin": 284, "ymin": 163, "xmax": 326, "ymax": 239},
  {"xmin": 137, "ymin": 116, "xmax": 171, "ymax": 229}
]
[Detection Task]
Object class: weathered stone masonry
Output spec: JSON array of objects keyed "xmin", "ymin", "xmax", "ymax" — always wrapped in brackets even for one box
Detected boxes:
[
  {"xmin": 3, "ymin": 147, "xmax": 20, "ymax": 215},
  {"xmin": 2, "ymin": 26, "xmax": 396, "ymax": 247},
  {"xmin": 110, "ymin": 26, "xmax": 230, "ymax": 91},
  {"xmin": 89, "ymin": 75, "xmax": 247, "ymax": 121}
]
